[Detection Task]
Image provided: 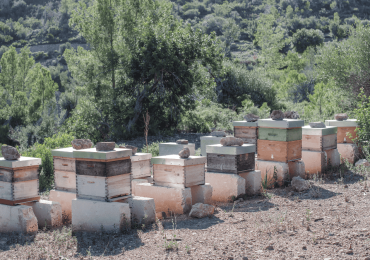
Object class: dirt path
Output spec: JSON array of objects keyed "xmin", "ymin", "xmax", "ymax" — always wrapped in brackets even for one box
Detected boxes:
[{"xmin": 1, "ymin": 170, "xmax": 370, "ymax": 259}]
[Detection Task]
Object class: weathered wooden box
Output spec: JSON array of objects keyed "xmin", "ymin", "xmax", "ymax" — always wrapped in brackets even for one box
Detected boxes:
[
  {"xmin": 152, "ymin": 155, "xmax": 206, "ymax": 188},
  {"xmin": 325, "ymin": 119, "xmax": 358, "ymax": 144},
  {"xmin": 206, "ymin": 144, "xmax": 256, "ymax": 174},
  {"xmin": 159, "ymin": 143, "xmax": 196, "ymax": 156},
  {"xmin": 302, "ymin": 126, "xmax": 337, "ymax": 151},
  {"xmin": 0, "ymin": 157, "xmax": 41, "ymax": 205},
  {"xmin": 233, "ymin": 121, "xmax": 258, "ymax": 144},
  {"xmin": 258, "ymin": 127, "xmax": 302, "ymax": 142},
  {"xmin": 257, "ymin": 139, "xmax": 302, "ymax": 162},
  {"xmin": 52, "ymin": 147, "xmax": 77, "ymax": 192},
  {"xmin": 131, "ymin": 153, "xmax": 152, "ymax": 179}
]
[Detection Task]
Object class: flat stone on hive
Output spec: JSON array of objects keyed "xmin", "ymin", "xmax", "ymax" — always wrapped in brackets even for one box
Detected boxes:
[
  {"xmin": 270, "ymin": 110, "xmax": 284, "ymax": 120},
  {"xmin": 335, "ymin": 113, "xmax": 348, "ymax": 121},
  {"xmin": 309, "ymin": 122, "xmax": 326, "ymax": 128},
  {"xmin": 179, "ymin": 147, "xmax": 190, "ymax": 158},
  {"xmin": 159, "ymin": 142, "xmax": 195, "ymax": 156},
  {"xmin": 244, "ymin": 113, "xmax": 259, "ymax": 122},
  {"xmin": 96, "ymin": 142, "xmax": 116, "ymax": 151},
  {"xmin": 71, "ymin": 139, "xmax": 93, "ymax": 150},
  {"xmin": 176, "ymin": 139, "xmax": 188, "ymax": 144},
  {"xmin": 284, "ymin": 111, "xmax": 300, "ymax": 119},
  {"xmin": 1, "ymin": 146, "xmax": 20, "ymax": 160},
  {"xmin": 220, "ymin": 137, "xmax": 243, "ymax": 146}
]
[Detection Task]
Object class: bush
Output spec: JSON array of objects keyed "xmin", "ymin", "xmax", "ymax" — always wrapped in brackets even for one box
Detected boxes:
[
  {"xmin": 140, "ymin": 141, "xmax": 160, "ymax": 157},
  {"xmin": 21, "ymin": 133, "xmax": 74, "ymax": 191},
  {"xmin": 183, "ymin": 9, "xmax": 200, "ymax": 19},
  {"xmin": 292, "ymin": 28, "xmax": 324, "ymax": 53},
  {"xmin": 352, "ymin": 88, "xmax": 370, "ymax": 154}
]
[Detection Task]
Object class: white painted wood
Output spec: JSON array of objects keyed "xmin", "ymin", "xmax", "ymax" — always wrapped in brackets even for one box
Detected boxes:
[
  {"xmin": 151, "ymin": 155, "xmax": 206, "ymax": 166},
  {"xmin": 153, "ymin": 165, "xmax": 185, "ymax": 186},
  {"xmin": 13, "ymin": 180, "xmax": 38, "ymax": 200},
  {"xmin": 0, "ymin": 181, "xmax": 13, "ymax": 200},
  {"xmin": 54, "ymin": 170, "xmax": 76, "ymax": 192},
  {"xmin": 132, "ymin": 160, "xmax": 151, "ymax": 178},
  {"xmin": 185, "ymin": 164, "xmax": 205, "ymax": 187},
  {"xmin": 0, "ymin": 157, "xmax": 41, "ymax": 168},
  {"xmin": 107, "ymin": 174, "xmax": 131, "ymax": 198},
  {"xmin": 77, "ymin": 175, "xmax": 106, "ymax": 198},
  {"xmin": 54, "ymin": 158, "xmax": 76, "ymax": 172}
]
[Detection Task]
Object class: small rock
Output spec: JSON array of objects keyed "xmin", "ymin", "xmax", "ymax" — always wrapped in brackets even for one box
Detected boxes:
[
  {"xmin": 71, "ymin": 139, "xmax": 93, "ymax": 150},
  {"xmin": 291, "ymin": 176, "xmax": 310, "ymax": 192},
  {"xmin": 1, "ymin": 145, "xmax": 20, "ymax": 160},
  {"xmin": 179, "ymin": 148, "xmax": 190, "ymax": 158},
  {"xmin": 189, "ymin": 203, "xmax": 215, "ymax": 218},
  {"xmin": 95, "ymin": 142, "xmax": 115, "ymax": 151},
  {"xmin": 244, "ymin": 113, "xmax": 259, "ymax": 122},
  {"xmin": 220, "ymin": 137, "xmax": 243, "ymax": 146},
  {"xmin": 119, "ymin": 145, "xmax": 137, "ymax": 155},
  {"xmin": 210, "ymin": 131, "xmax": 226, "ymax": 137},
  {"xmin": 355, "ymin": 159, "xmax": 370, "ymax": 167},
  {"xmin": 176, "ymin": 139, "xmax": 188, "ymax": 144},
  {"xmin": 284, "ymin": 111, "xmax": 300, "ymax": 119},
  {"xmin": 335, "ymin": 113, "xmax": 348, "ymax": 121},
  {"xmin": 309, "ymin": 122, "xmax": 326, "ymax": 128},
  {"xmin": 266, "ymin": 245, "xmax": 274, "ymax": 250},
  {"xmin": 270, "ymin": 110, "xmax": 284, "ymax": 120}
]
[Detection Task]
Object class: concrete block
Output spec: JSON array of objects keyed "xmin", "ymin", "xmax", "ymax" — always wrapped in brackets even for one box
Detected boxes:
[
  {"xmin": 200, "ymin": 136, "xmax": 231, "ymax": 156},
  {"xmin": 0, "ymin": 204, "xmax": 38, "ymax": 234},
  {"xmin": 49, "ymin": 190, "xmax": 76, "ymax": 224},
  {"xmin": 190, "ymin": 184, "xmax": 213, "ymax": 205},
  {"xmin": 134, "ymin": 183, "xmax": 192, "ymax": 215},
  {"xmin": 159, "ymin": 143, "xmax": 195, "ymax": 156},
  {"xmin": 255, "ymin": 160, "xmax": 289, "ymax": 187},
  {"xmin": 302, "ymin": 150, "xmax": 326, "ymax": 175},
  {"xmin": 29, "ymin": 200, "xmax": 62, "ymax": 229},
  {"xmin": 205, "ymin": 172, "xmax": 245, "ymax": 202},
  {"xmin": 325, "ymin": 148, "xmax": 341, "ymax": 167},
  {"xmin": 132, "ymin": 178, "xmax": 150, "ymax": 195},
  {"xmin": 124, "ymin": 196, "xmax": 156, "ymax": 226},
  {"xmin": 72, "ymin": 199, "xmax": 131, "ymax": 232},
  {"xmin": 239, "ymin": 170, "xmax": 261, "ymax": 195},
  {"xmin": 337, "ymin": 143, "xmax": 359, "ymax": 164},
  {"xmin": 288, "ymin": 160, "xmax": 305, "ymax": 179}
]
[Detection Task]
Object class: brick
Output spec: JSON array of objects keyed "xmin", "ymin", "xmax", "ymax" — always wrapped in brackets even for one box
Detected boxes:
[
  {"xmin": 49, "ymin": 190, "xmax": 76, "ymax": 224},
  {"xmin": 0, "ymin": 204, "xmax": 38, "ymax": 234},
  {"xmin": 205, "ymin": 172, "xmax": 245, "ymax": 202},
  {"xmin": 190, "ymin": 184, "xmax": 212, "ymax": 205},
  {"xmin": 239, "ymin": 170, "xmax": 261, "ymax": 195}
]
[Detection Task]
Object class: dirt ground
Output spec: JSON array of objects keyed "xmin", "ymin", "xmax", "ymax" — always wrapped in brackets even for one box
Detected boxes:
[{"xmin": 1, "ymin": 167, "xmax": 370, "ymax": 260}]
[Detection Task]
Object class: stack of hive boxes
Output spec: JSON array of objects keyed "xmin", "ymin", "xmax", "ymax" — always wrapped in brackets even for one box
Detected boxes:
[
  {"xmin": 134, "ymin": 154, "xmax": 212, "ymax": 215},
  {"xmin": 256, "ymin": 119, "xmax": 305, "ymax": 185},
  {"xmin": 233, "ymin": 120, "xmax": 258, "ymax": 149},
  {"xmin": 301, "ymin": 125, "xmax": 340, "ymax": 175},
  {"xmin": 205, "ymin": 144, "xmax": 261, "ymax": 202},
  {"xmin": 71, "ymin": 147, "xmax": 132, "ymax": 232},
  {"xmin": 131, "ymin": 152, "xmax": 153, "ymax": 195},
  {"xmin": 325, "ymin": 119, "xmax": 359, "ymax": 164}
]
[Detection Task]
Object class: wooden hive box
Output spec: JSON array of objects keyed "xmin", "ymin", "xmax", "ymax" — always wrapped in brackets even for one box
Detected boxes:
[
  {"xmin": 158, "ymin": 143, "xmax": 196, "ymax": 156},
  {"xmin": 258, "ymin": 127, "xmax": 302, "ymax": 142},
  {"xmin": 257, "ymin": 139, "xmax": 302, "ymax": 162},
  {"xmin": 74, "ymin": 148, "xmax": 133, "ymax": 201},
  {"xmin": 233, "ymin": 121, "xmax": 258, "ymax": 144},
  {"xmin": 52, "ymin": 147, "xmax": 77, "ymax": 192},
  {"xmin": 206, "ymin": 144, "xmax": 256, "ymax": 174},
  {"xmin": 325, "ymin": 119, "xmax": 358, "ymax": 144},
  {"xmin": 302, "ymin": 126, "xmax": 337, "ymax": 151},
  {"xmin": 0, "ymin": 157, "xmax": 41, "ymax": 205},
  {"xmin": 131, "ymin": 153, "xmax": 152, "ymax": 179},
  {"xmin": 152, "ymin": 155, "xmax": 206, "ymax": 188}
]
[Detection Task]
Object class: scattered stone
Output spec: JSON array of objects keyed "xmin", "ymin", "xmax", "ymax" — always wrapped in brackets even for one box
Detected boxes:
[
  {"xmin": 284, "ymin": 111, "xmax": 300, "ymax": 119},
  {"xmin": 95, "ymin": 142, "xmax": 115, "ymax": 151},
  {"xmin": 355, "ymin": 159, "xmax": 370, "ymax": 167},
  {"xmin": 71, "ymin": 139, "xmax": 93, "ymax": 150},
  {"xmin": 270, "ymin": 110, "xmax": 284, "ymax": 120},
  {"xmin": 179, "ymin": 148, "xmax": 190, "ymax": 158},
  {"xmin": 265, "ymin": 245, "xmax": 274, "ymax": 250},
  {"xmin": 176, "ymin": 139, "xmax": 189, "ymax": 144},
  {"xmin": 119, "ymin": 145, "xmax": 138, "ymax": 155},
  {"xmin": 309, "ymin": 122, "xmax": 326, "ymax": 128},
  {"xmin": 220, "ymin": 137, "xmax": 243, "ymax": 146},
  {"xmin": 1, "ymin": 145, "xmax": 20, "ymax": 160},
  {"xmin": 189, "ymin": 203, "xmax": 215, "ymax": 218},
  {"xmin": 243, "ymin": 113, "xmax": 259, "ymax": 122},
  {"xmin": 210, "ymin": 131, "xmax": 226, "ymax": 137},
  {"xmin": 335, "ymin": 113, "xmax": 348, "ymax": 121},
  {"xmin": 291, "ymin": 176, "xmax": 310, "ymax": 192}
]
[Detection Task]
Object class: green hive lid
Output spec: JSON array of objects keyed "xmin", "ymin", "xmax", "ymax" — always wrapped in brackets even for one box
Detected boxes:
[
  {"xmin": 73, "ymin": 148, "xmax": 132, "ymax": 160},
  {"xmin": 258, "ymin": 119, "xmax": 305, "ymax": 128},
  {"xmin": 233, "ymin": 121, "xmax": 258, "ymax": 127},
  {"xmin": 151, "ymin": 155, "xmax": 206, "ymax": 166},
  {"xmin": 51, "ymin": 147, "xmax": 76, "ymax": 158},
  {"xmin": 302, "ymin": 126, "xmax": 337, "ymax": 135},
  {"xmin": 0, "ymin": 157, "xmax": 42, "ymax": 168},
  {"xmin": 325, "ymin": 119, "xmax": 358, "ymax": 127},
  {"xmin": 159, "ymin": 142, "xmax": 195, "ymax": 146},
  {"xmin": 206, "ymin": 144, "xmax": 256, "ymax": 155}
]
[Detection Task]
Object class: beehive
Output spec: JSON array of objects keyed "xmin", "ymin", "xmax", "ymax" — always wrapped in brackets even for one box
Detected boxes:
[
  {"xmin": 325, "ymin": 119, "xmax": 358, "ymax": 144},
  {"xmin": 0, "ymin": 157, "xmax": 41, "ymax": 205},
  {"xmin": 301, "ymin": 126, "xmax": 337, "ymax": 151},
  {"xmin": 206, "ymin": 144, "xmax": 255, "ymax": 174},
  {"xmin": 52, "ymin": 147, "xmax": 77, "ymax": 192},
  {"xmin": 233, "ymin": 121, "xmax": 258, "ymax": 144},
  {"xmin": 152, "ymin": 155, "xmax": 206, "ymax": 188},
  {"xmin": 131, "ymin": 153, "xmax": 152, "ymax": 179}
]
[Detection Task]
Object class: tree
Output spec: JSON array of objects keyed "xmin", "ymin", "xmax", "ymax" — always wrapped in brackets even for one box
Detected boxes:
[
  {"xmin": 292, "ymin": 28, "xmax": 324, "ymax": 53},
  {"xmin": 65, "ymin": 0, "xmax": 222, "ymax": 139}
]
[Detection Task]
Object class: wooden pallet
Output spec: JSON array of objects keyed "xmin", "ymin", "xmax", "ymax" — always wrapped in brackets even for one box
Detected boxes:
[
  {"xmin": 302, "ymin": 134, "xmax": 337, "ymax": 151},
  {"xmin": 207, "ymin": 152, "xmax": 255, "ymax": 174},
  {"xmin": 257, "ymin": 139, "xmax": 302, "ymax": 162}
]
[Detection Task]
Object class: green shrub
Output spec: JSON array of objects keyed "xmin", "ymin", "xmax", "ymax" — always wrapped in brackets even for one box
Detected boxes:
[
  {"xmin": 292, "ymin": 28, "xmax": 324, "ymax": 53},
  {"xmin": 140, "ymin": 141, "xmax": 160, "ymax": 157},
  {"xmin": 21, "ymin": 133, "xmax": 74, "ymax": 191},
  {"xmin": 352, "ymin": 88, "xmax": 370, "ymax": 154}
]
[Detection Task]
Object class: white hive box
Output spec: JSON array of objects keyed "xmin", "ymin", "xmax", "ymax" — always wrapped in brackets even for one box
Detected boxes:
[
  {"xmin": 52, "ymin": 147, "xmax": 77, "ymax": 192},
  {"xmin": 152, "ymin": 155, "xmax": 206, "ymax": 188},
  {"xmin": 159, "ymin": 142, "xmax": 195, "ymax": 156},
  {"xmin": 302, "ymin": 126, "xmax": 337, "ymax": 151},
  {"xmin": 0, "ymin": 157, "xmax": 41, "ymax": 205},
  {"xmin": 131, "ymin": 153, "xmax": 152, "ymax": 179},
  {"xmin": 200, "ymin": 135, "xmax": 232, "ymax": 156}
]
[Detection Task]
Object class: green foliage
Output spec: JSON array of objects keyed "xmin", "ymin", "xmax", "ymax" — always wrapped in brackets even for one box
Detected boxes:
[
  {"xmin": 353, "ymin": 89, "xmax": 370, "ymax": 153},
  {"xmin": 292, "ymin": 28, "xmax": 324, "ymax": 53},
  {"xmin": 140, "ymin": 141, "xmax": 160, "ymax": 157},
  {"xmin": 21, "ymin": 133, "xmax": 74, "ymax": 191}
]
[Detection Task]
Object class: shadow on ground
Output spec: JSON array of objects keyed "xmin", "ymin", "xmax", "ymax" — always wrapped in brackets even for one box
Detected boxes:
[{"xmin": 0, "ymin": 233, "xmax": 35, "ymax": 251}]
